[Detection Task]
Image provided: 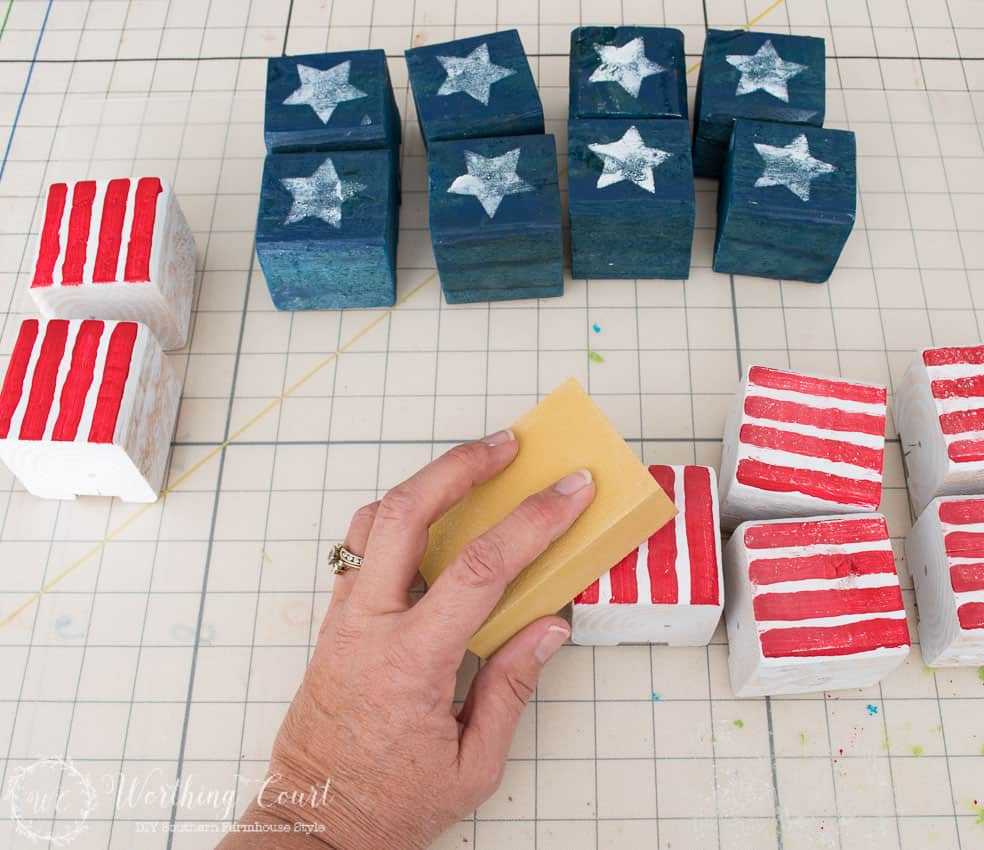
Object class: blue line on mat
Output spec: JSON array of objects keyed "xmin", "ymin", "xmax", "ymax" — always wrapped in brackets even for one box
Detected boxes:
[{"xmin": 0, "ymin": 0, "xmax": 53, "ymax": 185}]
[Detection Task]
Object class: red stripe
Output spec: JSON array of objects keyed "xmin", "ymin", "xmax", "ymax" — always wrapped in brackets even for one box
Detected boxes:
[
  {"xmin": 740, "ymin": 424, "xmax": 883, "ymax": 472},
  {"xmin": 957, "ymin": 602, "xmax": 984, "ymax": 630},
  {"xmin": 744, "ymin": 395, "xmax": 885, "ymax": 437},
  {"xmin": 0, "ymin": 320, "xmax": 40, "ymax": 438},
  {"xmin": 684, "ymin": 466, "xmax": 719, "ymax": 605},
  {"xmin": 754, "ymin": 586, "xmax": 904, "ymax": 621},
  {"xmin": 944, "ymin": 531, "xmax": 984, "ymax": 559},
  {"xmin": 87, "ymin": 322, "xmax": 138, "ymax": 444},
  {"xmin": 736, "ymin": 458, "xmax": 882, "ymax": 509},
  {"xmin": 647, "ymin": 465, "xmax": 678, "ymax": 604},
  {"xmin": 607, "ymin": 549, "xmax": 639, "ymax": 604},
  {"xmin": 950, "ymin": 563, "xmax": 984, "ymax": 593},
  {"xmin": 60, "ymin": 181, "xmax": 97, "ymax": 285},
  {"xmin": 947, "ymin": 439, "xmax": 984, "ymax": 464},
  {"xmin": 931, "ymin": 375, "xmax": 984, "ymax": 400},
  {"xmin": 93, "ymin": 179, "xmax": 130, "ymax": 283},
  {"xmin": 574, "ymin": 580, "xmax": 599, "ymax": 605},
  {"xmin": 759, "ymin": 617, "xmax": 910, "ymax": 658},
  {"xmin": 31, "ymin": 183, "xmax": 68, "ymax": 288},
  {"xmin": 749, "ymin": 549, "xmax": 896, "ymax": 585},
  {"xmin": 18, "ymin": 320, "xmax": 69, "ymax": 440},
  {"xmin": 50, "ymin": 321, "xmax": 104, "ymax": 442},
  {"xmin": 123, "ymin": 177, "xmax": 162, "ymax": 283},
  {"xmin": 744, "ymin": 516, "xmax": 888, "ymax": 550},
  {"xmin": 939, "ymin": 408, "xmax": 984, "ymax": 436},
  {"xmin": 938, "ymin": 499, "xmax": 984, "ymax": 526},
  {"xmin": 923, "ymin": 347, "xmax": 984, "ymax": 367},
  {"xmin": 748, "ymin": 366, "xmax": 886, "ymax": 405}
]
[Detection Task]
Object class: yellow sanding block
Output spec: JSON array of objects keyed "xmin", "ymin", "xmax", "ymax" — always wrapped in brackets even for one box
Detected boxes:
[{"xmin": 419, "ymin": 377, "xmax": 677, "ymax": 658}]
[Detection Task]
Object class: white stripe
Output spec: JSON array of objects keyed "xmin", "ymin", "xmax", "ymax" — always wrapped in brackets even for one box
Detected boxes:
[
  {"xmin": 673, "ymin": 467, "xmax": 691, "ymax": 605},
  {"xmin": 736, "ymin": 443, "xmax": 882, "ymax": 482},
  {"xmin": 742, "ymin": 414, "xmax": 885, "ymax": 450},
  {"xmin": 746, "ymin": 540, "xmax": 893, "ymax": 559},
  {"xmin": 81, "ymin": 180, "xmax": 107, "ymax": 285},
  {"xmin": 955, "ymin": 589, "xmax": 984, "ymax": 607},
  {"xmin": 41, "ymin": 322, "xmax": 81, "ymax": 441},
  {"xmin": 77, "ymin": 323, "xmax": 113, "ymax": 443},
  {"xmin": 931, "ymin": 395, "xmax": 984, "ymax": 416},
  {"xmin": 752, "ymin": 572, "xmax": 901, "ymax": 595},
  {"xmin": 116, "ymin": 180, "xmax": 136, "ymax": 283},
  {"xmin": 940, "ymin": 520, "xmax": 984, "ymax": 535},
  {"xmin": 943, "ymin": 431, "xmax": 984, "ymax": 449},
  {"xmin": 634, "ymin": 537, "xmax": 652, "ymax": 606},
  {"xmin": 925, "ymin": 362, "xmax": 984, "ymax": 380},
  {"xmin": 52, "ymin": 188, "xmax": 73, "ymax": 286},
  {"xmin": 6, "ymin": 324, "xmax": 47, "ymax": 438},
  {"xmin": 745, "ymin": 384, "xmax": 885, "ymax": 417},
  {"xmin": 145, "ymin": 181, "xmax": 167, "ymax": 283},
  {"xmin": 756, "ymin": 609, "xmax": 907, "ymax": 631},
  {"xmin": 598, "ymin": 562, "xmax": 612, "ymax": 606}
]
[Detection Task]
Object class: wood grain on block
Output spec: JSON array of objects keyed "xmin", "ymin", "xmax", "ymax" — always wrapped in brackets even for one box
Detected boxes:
[
  {"xmin": 405, "ymin": 29, "xmax": 543, "ymax": 146},
  {"xmin": 894, "ymin": 345, "xmax": 984, "ymax": 514},
  {"xmin": 427, "ymin": 133, "xmax": 563, "ymax": 302},
  {"xmin": 568, "ymin": 26, "xmax": 687, "ymax": 120},
  {"xmin": 255, "ymin": 150, "xmax": 397, "ymax": 310},
  {"xmin": 29, "ymin": 177, "xmax": 195, "ymax": 351},
  {"xmin": 567, "ymin": 118, "xmax": 695, "ymax": 280},
  {"xmin": 572, "ymin": 464, "xmax": 723, "ymax": 646},
  {"xmin": 905, "ymin": 496, "xmax": 984, "ymax": 666},
  {"xmin": 0, "ymin": 318, "xmax": 180, "ymax": 502},
  {"xmin": 713, "ymin": 119, "xmax": 857, "ymax": 283},
  {"xmin": 719, "ymin": 365, "xmax": 887, "ymax": 529},
  {"xmin": 420, "ymin": 378, "xmax": 677, "ymax": 659},
  {"xmin": 693, "ymin": 29, "xmax": 825, "ymax": 178},
  {"xmin": 724, "ymin": 514, "xmax": 909, "ymax": 697}
]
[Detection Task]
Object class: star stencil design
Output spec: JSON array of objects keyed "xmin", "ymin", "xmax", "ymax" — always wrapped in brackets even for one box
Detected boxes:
[
  {"xmin": 283, "ymin": 61, "xmax": 368, "ymax": 124},
  {"xmin": 753, "ymin": 134, "xmax": 836, "ymax": 202},
  {"xmin": 588, "ymin": 126, "xmax": 671, "ymax": 193},
  {"xmin": 447, "ymin": 148, "xmax": 533, "ymax": 218},
  {"xmin": 436, "ymin": 43, "xmax": 515, "ymax": 106},
  {"xmin": 281, "ymin": 158, "xmax": 365, "ymax": 227},
  {"xmin": 589, "ymin": 36, "xmax": 664, "ymax": 98},
  {"xmin": 725, "ymin": 40, "xmax": 806, "ymax": 102}
]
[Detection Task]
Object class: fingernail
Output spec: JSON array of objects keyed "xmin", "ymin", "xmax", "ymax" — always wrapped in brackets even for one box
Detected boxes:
[
  {"xmin": 553, "ymin": 468, "xmax": 593, "ymax": 495},
  {"xmin": 482, "ymin": 429, "xmax": 515, "ymax": 447},
  {"xmin": 534, "ymin": 625, "xmax": 570, "ymax": 663}
]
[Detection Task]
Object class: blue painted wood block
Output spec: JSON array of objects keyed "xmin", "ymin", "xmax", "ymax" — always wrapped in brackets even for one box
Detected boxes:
[
  {"xmin": 255, "ymin": 150, "xmax": 398, "ymax": 310},
  {"xmin": 569, "ymin": 26, "xmax": 687, "ymax": 120},
  {"xmin": 428, "ymin": 134, "xmax": 563, "ymax": 302},
  {"xmin": 568, "ymin": 118, "xmax": 695, "ymax": 280},
  {"xmin": 713, "ymin": 119, "xmax": 856, "ymax": 283},
  {"xmin": 406, "ymin": 30, "xmax": 544, "ymax": 146},
  {"xmin": 694, "ymin": 29, "xmax": 825, "ymax": 178},
  {"xmin": 265, "ymin": 50, "xmax": 401, "ymax": 155}
]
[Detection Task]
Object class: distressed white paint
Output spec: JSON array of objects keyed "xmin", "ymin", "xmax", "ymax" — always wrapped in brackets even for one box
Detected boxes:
[
  {"xmin": 447, "ymin": 148, "xmax": 533, "ymax": 218},
  {"xmin": 436, "ymin": 43, "xmax": 515, "ymax": 106},
  {"xmin": 588, "ymin": 125, "xmax": 671, "ymax": 194},
  {"xmin": 754, "ymin": 134, "xmax": 835, "ymax": 202},
  {"xmin": 725, "ymin": 39, "xmax": 806, "ymax": 102},
  {"xmin": 589, "ymin": 36, "xmax": 664, "ymax": 99},
  {"xmin": 283, "ymin": 61, "xmax": 368, "ymax": 124},
  {"xmin": 281, "ymin": 158, "xmax": 365, "ymax": 228}
]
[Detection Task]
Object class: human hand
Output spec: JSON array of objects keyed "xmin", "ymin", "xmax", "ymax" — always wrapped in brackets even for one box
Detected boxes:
[{"xmin": 220, "ymin": 430, "xmax": 595, "ymax": 849}]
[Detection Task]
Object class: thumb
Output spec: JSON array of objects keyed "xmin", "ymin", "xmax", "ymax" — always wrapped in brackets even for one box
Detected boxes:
[{"xmin": 457, "ymin": 617, "xmax": 569, "ymax": 783}]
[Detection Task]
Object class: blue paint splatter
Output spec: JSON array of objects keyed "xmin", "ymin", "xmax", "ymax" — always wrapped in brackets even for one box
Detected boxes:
[
  {"xmin": 652, "ymin": 692, "xmax": 661, "ymax": 701},
  {"xmin": 866, "ymin": 704, "xmax": 879, "ymax": 716},
  {"xmin": 592, "ymin": 323, "xmax": 601, "ymax": 333}
]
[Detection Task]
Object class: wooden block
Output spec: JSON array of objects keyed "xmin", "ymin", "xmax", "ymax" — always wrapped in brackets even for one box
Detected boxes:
[
  {"xmin": 29, "ymin": 177, "xmax": 195, "ymax": 351},
  {"xmin": 420, "ymin": 378, "xmax": 677, "ymax": 659},
  {"xmin": 724, "ymin": 514, "xmax": 910, "ymax": 697},
  {"xmin": 264, "ymin": 50, "xmax": 401, "ymax": 156},
  {"xmin": 569, "ymin": 26, "xmax": 687, "ymax": 120},
  {"xmin": 713, "ymin": 119, "xmax": 856, "ymax": 283},
  {"xmin": 694, "ymin": 29, "xmax": 825, "ymax": 178},
  {"xmin": 255, "ymin": 150, "xmax": 397, "ymax": 310},
  {"xmin": 428, "ymin": 133, "xmax": 563, "ymax": 301},
  {"xmin": 0, "ymin": 318, "xmax": 180, "ymax": 502},
  {"xmin": 906, "ymin": 496, "xmax": 984, "ymax": 667},
  {"xmin": 894, "ymin": 345, "xmax": 984, "ymax": 514},
  {"xmin": 568, "ymin": 118, "xmax": 695, "ymax": 280},
  {"xmin": 405, "ymin": 30, "xmax": 544, "ymax": 146},
  {"xmin": 719, "ymin": 365, "xmax": 887, "ymax": 529},
  {"xmin": 572, "ymin": 465, "xmax": 723, "ymax": 646}
]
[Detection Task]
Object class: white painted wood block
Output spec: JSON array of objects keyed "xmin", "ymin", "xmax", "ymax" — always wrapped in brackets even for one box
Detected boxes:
[
  {"xmin": 895, "ymin": 345, "xmax": 984, "ymax": 515},
  {"xmin": 905, "ymin": 496, "xmax": 984, "ymax": 667},
  {"xmin": 0, "ymin": 318, "xmax": 180, "ymax": 502},
  {"xmin": 572, "ymin": 465, "xmax": 723, "ymax": 646},
  {"xmin": 724, "ymin": 514, "xmax": 910, "ymax": 697},
  {"xmin": 719, "ymin": 365, "xmax": 888, "ymax": 530},
  {"xmin": 28, "ymin": 177, "xmax": 196, "ymax": 351}
]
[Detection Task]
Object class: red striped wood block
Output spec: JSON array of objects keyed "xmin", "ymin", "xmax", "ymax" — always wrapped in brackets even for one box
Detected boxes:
[
  {"xmin": 905, "ymin": 495, "xmax": 984, "ymax": 666},
  {"xmin": 719, "ymin": 365, "xmax": 887, "ymax": 529},
  {"xmin": 895, "ymin": 345, "xmax": 984, "ymax": 513},
  {"xmin": 724, "ymin": 513, "xmax": 909, "ymax": 696},
  {"xmin": 572, "ymin": 465, "xmax": 723, "ymax": 646},
  {"xmin": 29, "ymin": 178, "xmax": 196, "ymax": 351},
  {"xmin": 0, "ymin": 318, "xmax": 180, "ymax": 502}
]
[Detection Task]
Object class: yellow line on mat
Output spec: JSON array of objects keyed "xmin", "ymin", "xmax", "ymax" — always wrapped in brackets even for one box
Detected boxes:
[
  {"xmin": 0, "ymin": 273, "xmax": 436, "ymax": 631},
  {"xmin": 686, "ymin": 0, "xmax": 788, "ymax": 75}
]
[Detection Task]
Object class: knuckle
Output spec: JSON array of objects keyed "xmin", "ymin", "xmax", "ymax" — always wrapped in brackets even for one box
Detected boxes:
[
  {"xmin": 377, "ymin": 486, "xmax": 420, "ymax": 524},
  {"xmin": 502, "ymin": 670, "xmax": 536, "ymax": 705},
  {"xmin": 445, "ymin": 441, "xmax": 487, "ymax": 478},
  {"xmin": 478, "ymin": 760, "xmax": 506, "ymax": 796},
  {"xmin": 517, "ymin": 492, "xmax": 563, "ymax": 533},
  {"xmin": 457, "ymin": 536, "xmax": 507, "ymax": 589},
  {"xmin": 351, "ymin": 502, "xmax": 379, "ymax": 529}
]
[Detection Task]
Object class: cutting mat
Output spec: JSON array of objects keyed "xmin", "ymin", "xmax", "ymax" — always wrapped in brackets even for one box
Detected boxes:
[{"xmin": 0, "ymin": 0, "xmax": 983, "ymax": 848}]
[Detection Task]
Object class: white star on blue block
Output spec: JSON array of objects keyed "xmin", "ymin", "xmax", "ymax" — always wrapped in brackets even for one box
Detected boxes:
[
  {"xmin": 725, "ymin": 40, "xmax": 806, "ymax": 103},
  {"xmin": 447, "ymin": 148, "xmax": 533, "ymax": 218},
  {"xmin": 283, "ymin": 61, "xmax": 368, "ymax": 124},
  {"xmin": 436, "ymin": 43, "xmax": 515, "ymax": 106},
  {"xmin": 588, "ymin": 126, "xmax": 671, "ymax": 194},
  {"xmin": 589, "ymin": 36, "xmax": 664, "ymax": 99},
  {"xmin": 281, "ymin": 158, "xmax": 366, "ymax": 227},
  {"xmin": 754, "ymin": 134, "xmax": 836, "ymax": 202}
]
